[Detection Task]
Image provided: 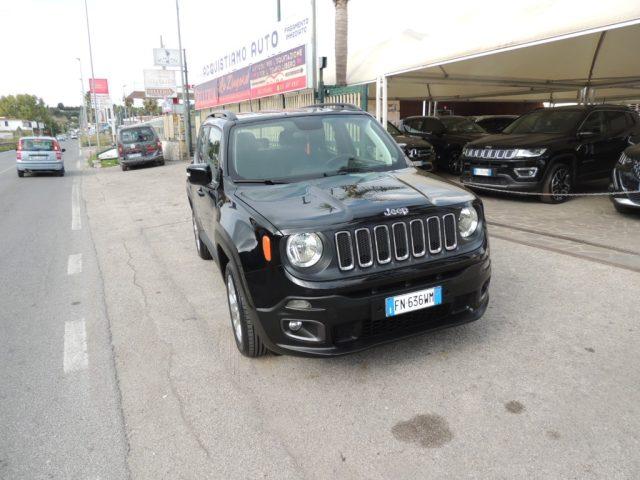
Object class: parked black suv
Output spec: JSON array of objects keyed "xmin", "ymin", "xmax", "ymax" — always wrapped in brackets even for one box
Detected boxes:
[
  {"xmin": 610, "ymin": 144, "xmax": 640, "ymax": 213},
  {"xmin": 461, "ymin": 105, "xmax": 640, "ymax": 203},
  {"xmin": 186, "ymin": 105, "xmax": 491, "ymax": 357},
  {"xmin": 398, "ymin": 116, "xmax": 487, "ymax": 174},
  {"xmin": 473, "ymin": 115, "xmax": 518, "ymax": 134},
  {"xmin": 387, "ymin": 122, "xmax": 435, "ymax": 171}
]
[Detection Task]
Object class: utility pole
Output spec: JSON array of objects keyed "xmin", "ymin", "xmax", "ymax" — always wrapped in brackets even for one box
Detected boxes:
[
  {"xmin": 176, "ymin": 0, "xmax": 192, "ymax": 158},
  {"xmin": 84, "ymin": 0, "xmax": 100, "ymax": 149},
  {"xmin": 76, "ymin": 57, "xmax": 91, "ymax": 148}
]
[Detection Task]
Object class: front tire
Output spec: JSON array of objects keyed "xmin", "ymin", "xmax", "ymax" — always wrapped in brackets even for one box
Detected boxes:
[
  {"xmin": 192, "ymin": 213, "xmax": 212, "ymax": 260},
  {"xmin": 225, "ymin": 262, "xmax": 267, "ymax": 358},
  {"xmin": 541, "ymin": 163, "xmax": 572, "ymax": 203},
  {"xmin": 448, "ymin": 150, "xmax": 463, "ymax": 175}
]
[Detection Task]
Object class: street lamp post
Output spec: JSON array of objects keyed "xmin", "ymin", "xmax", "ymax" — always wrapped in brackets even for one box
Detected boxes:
[
  {"xmin": 122, "ymin": 84, "xmax": 127, "ymax": 125},
  {"xmin": 175, "ymin": 0, "xmax": 192, "ymax": 158},
  {"xmin": 76, "ymin": 57, "xmax": 91, "ymax": 148},
  {"xmin": 83, "ymin": 0, "xmax": 100, "ymax": 149}
]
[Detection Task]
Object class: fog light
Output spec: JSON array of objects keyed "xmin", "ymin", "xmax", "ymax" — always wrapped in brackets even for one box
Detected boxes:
[
  {"xmin": 514, "ymin": 167, "xmax": 538, "ymax": 178},
  {"xmin": 286, "ymin": 299, "xmax": 312, "ymax": 310},
  {"xmin": 288, "ymin": 320, "xmax": 303, "ymax": 332}
]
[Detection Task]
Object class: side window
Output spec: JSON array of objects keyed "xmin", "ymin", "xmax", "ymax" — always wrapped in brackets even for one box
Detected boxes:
[
  {"xmin": 422, "ymin": 118, "xmax": 443, "ymax": 133},
  {"xmin": 195, "ymin": 126, "xmax": 210, "ymax": 164},
  {"xmin": 606, "ymin": 111, "xmax": 628, "ymax": 136},
  {"xmin": 403, "ymin": 119, "xmax": 424, "ymax": 134},
  {"xmin": 204, "ymin": 127, "xmax": 222, "ymax": 169},
  {"xmin": 580, "ymin": 112, "xmax": 607, "ymax": 135}
]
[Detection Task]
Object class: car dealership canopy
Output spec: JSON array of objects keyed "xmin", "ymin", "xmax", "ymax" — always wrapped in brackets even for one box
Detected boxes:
[{"xmin": 337, "ymin": 0, "xmax": 640, "ymax": 106}]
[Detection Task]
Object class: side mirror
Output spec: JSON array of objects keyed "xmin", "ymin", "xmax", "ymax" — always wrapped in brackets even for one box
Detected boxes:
[
  {"xmin": 187, "ymin": 164, "xmax": 212, "ymax": 186},
  {"xmin": 577, "ymin": 131, "xmax": 598, "ymax": 139}
]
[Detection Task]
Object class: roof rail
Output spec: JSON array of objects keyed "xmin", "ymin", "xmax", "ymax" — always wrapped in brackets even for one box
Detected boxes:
[
  {"xmin": 305, "ymin": 103, "xmax": 361, "ymax": 111},
  {"xmin": 206, "ymin": 110, "xmax": 238, "ymax": 121}
]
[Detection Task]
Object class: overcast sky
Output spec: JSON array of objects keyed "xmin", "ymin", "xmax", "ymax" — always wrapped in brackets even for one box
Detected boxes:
[{"xmin": 1, "ymin": 0, "xmax": 310, "ymax": 107}]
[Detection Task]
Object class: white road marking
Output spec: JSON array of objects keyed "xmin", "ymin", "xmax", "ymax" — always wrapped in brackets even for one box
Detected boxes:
[
  {"xmin": 67, "ymin": 254, "xmax": 83, "ymax": 275},
  {"xmin": 63, "ymin": 319, "xmax": 88, "ymax": 373},
  {"xmin": 72, "ymin": 181, "xmax": 81, "ymax": 231},
  {"xmin": 76, "ymin": 159, "xmax": 82, "ymax": 169},
  {"xmin": 0, "ymin": 165, "xmax": 15, "ymax": 175}
]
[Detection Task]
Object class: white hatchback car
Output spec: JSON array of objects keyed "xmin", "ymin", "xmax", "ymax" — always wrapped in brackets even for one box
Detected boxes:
[{"xmin": 16, "ymin": 136, "xmax": 66, "ymax": 177}]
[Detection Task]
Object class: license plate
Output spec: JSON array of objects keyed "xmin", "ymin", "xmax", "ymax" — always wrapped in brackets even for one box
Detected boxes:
[
  {"xmin": 473, "ymin": 167, "xmax": 493, "ymax": 177},
  {"xmin": 385, "ymin": 286, "xmax": 442, "ymax": 318},
  {"xmin": 128, "ymin": 153, "xmax": 142, "ymax": 158}
]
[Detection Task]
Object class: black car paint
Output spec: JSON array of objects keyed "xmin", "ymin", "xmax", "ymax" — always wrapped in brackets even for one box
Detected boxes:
[
  {"xmin": 387, "ymin": 125, "xmax": 436, "ymax": 171},
  {"xmin": 610, "ymin": 144, "xmax": 640, "ymax": 212},
  {"xmin": 461, "ymin": 106, "xmax": 640, "ymax": 194},
  {"xmin": 398, "ymin": 116, "xmax": 487, "ymax": 172},
  {"xmin": 187, "ymin": 109, "xmax": 490, "ymax": 357},
  {"xmin": 474, "ymin": 116, "xmax": 518, "ymax": 134}
]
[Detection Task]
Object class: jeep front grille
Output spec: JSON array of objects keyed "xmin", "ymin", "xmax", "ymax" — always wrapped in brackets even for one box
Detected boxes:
[
  {"xmin": 463, "ymin": 148, "xmax": 517, "ymax": 159},
  {"xmin": 335, "ymin": 214, "xmax": 457, "ymax": 271}
]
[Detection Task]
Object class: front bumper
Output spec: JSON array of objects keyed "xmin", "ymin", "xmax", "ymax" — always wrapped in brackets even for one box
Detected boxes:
[
  {"xmin": 247, "ymin": 247, "xmax": 491, "ymax": 357},
  {"xmin": 16, "ymin": 161, "xmax": 64, "ymax": 172},
  {"xmin": 461, "ymin": 157, "xmax": 543, "ymax": 193},
  {"xmin": 610, "ymin": 170, "xmax": 640, "ymax": 209}
]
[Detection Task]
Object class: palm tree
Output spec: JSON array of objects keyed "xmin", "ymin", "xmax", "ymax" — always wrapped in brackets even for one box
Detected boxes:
[{"xmin": 333, "ymin": 0, "xmax": 349, "ymax": 86}]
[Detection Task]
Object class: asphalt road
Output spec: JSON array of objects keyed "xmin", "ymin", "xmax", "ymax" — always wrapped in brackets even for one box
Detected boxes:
[
  {"xmin": 2, "ymin": 152, "xmax": 640, "ymax": 479},
  {"xmin": 0, "ymin": 143, "xmax": 128, "ymax": 479}
]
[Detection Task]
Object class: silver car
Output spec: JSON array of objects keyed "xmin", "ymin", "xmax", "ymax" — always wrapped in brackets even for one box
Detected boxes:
[{"xmin": 16, "ymin": 136, "xmax": 66, "ymax": 177}]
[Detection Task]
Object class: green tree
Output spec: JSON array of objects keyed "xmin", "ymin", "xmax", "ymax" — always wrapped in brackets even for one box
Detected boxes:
[{"xmin": 142, "ymin": 97, "xmax": 160, "ymax": 115}]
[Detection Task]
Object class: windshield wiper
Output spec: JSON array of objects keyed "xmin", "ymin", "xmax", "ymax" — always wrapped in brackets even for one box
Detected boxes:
[{"xmin": 234, "ymin": 179, "xmax": 288, "ymax": 185}]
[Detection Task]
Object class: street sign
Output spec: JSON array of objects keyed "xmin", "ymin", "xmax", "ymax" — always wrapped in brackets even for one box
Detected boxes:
[
  {"xmin": 93, "ymin": 93, "xmax": 112, "ymax": 110},
  {"xmin": 153, "ymin": 48, "xmax": 181, "ymax": 67},
  {"xmin": 144, "ymin": 69, "xmax": 177, "ymax": 98}
]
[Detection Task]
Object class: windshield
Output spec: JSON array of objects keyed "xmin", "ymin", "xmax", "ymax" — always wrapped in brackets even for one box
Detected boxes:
[
  {"xmin": 503, "ymin": 109, "xmax": 584, "ymax": 134},
  {"xmin": 386, "ymin": 122, "xmax": 403, "ymax": 135},
  {"xmin": 439, "ymin": 116, "xmax": 486, "ymax": 134},
  {"xmin": 230, "ymin": 114, "xmax": 404, "ymax": 182},
  {"xmin": 22, "ymin": 138, "xmax": 55, "ymax": 151},
  {"xmin": 121, "ymin": 127, "xmax": 155, "ymax": 143}
]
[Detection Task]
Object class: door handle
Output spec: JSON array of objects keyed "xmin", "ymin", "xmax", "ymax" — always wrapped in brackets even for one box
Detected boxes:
[{"xmin": 196, "ymin": 187, "xmax": 205, "ymax": 197}]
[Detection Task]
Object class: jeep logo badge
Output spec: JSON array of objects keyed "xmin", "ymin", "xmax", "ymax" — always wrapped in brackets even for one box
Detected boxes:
[{"xmin": 383, "ymin": 207, "xmax": 409, "ymax": 217}]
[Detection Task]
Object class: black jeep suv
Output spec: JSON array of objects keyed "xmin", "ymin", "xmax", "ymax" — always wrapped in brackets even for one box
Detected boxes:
[
  {"xmin": 460, "ymin": 105, "xmax": 640, "ymax": 203},
  {"xmin": 398, "ymin": 116, "xmax": 487, "ymax": 174},
  {"xmin": 186, "ymin": 105, "xmax": 491, "ymax": 357}
]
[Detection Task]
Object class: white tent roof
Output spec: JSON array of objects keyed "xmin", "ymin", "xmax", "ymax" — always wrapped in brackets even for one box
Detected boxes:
[{"xmin": 340, "ymin": 0, "xmax": 640, "ymax": 102}]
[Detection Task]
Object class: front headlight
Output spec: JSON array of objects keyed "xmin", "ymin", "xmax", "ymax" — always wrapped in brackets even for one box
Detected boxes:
[
  {"xmin": 514, "ymin": 148, "xmax": 547, "ymax": 158},
  {"xmin": 286, "ymin": 233, "xmax": 323, "ymax": 267},
  {"xmin": 458, "ymin": 206, "xmax": 479, "ymax": 238}
]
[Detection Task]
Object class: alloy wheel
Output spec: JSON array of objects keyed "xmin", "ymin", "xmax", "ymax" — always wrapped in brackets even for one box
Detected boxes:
[
  {"xmin": 551, "ymin": 167, "xmax": 571, "ymax": 201},
  {"xmin": 227, "ymin": 274, "xmax": 243, "ymax": 344}
]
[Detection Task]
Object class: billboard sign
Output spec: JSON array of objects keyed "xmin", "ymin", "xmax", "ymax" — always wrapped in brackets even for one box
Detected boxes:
[
  {"xmin": 153, "ymin": 48, "xmax": 181, "ymax": 67},
  {"xmin": 143, "ymin": 69, "xmax": 177, "ymax": 98},
  {"xmin": 193, "ymin": 13, "xmax": 312, "ymax": 109},
  {"xmin": 195, "ymin": 45, "xmax": 307, "ymax": 109},
  {"xmin": 89, "ymin": 78, "xmax": 109, "ymax": 95},
  {"xmin": 93, "ymin": 94, "xmax": 112, "ymax": 110}
]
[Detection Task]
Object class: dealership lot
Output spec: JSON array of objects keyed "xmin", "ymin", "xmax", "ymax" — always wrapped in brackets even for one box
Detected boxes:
[{"xmin": 81, "ymin": 161, "xmax": 640, "ymax": 479}]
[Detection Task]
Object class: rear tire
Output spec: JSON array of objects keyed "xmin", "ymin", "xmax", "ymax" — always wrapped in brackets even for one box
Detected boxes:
[
  {"xmin": 225, "ymin": 262, "xmax": 267, "ymax": 358},
  {"xmin": 59, "ymin": 168, "xmax": 65, "ymax": 177},
  {"xmin": 121, "ymin": 164, "xmax": 128, "ymax": 171},
  {"xmin": 541, "ymin": 163, "xmax": 572, "ymax": 204},
  {"xmin": 192, "ymin": 213, "xmax": 212, "ymax": 260},
  {"xmin": 17, "ymin": 170, "xmax": 24, "ymax": 177},
  {"xmin": 157, "ymin": 160, "xmax": 165, "ymax": 166}
]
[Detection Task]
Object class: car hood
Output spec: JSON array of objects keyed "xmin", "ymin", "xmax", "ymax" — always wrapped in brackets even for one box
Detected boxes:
[
  {"xmin": 391, "ymin": 134, "xmax": 433, "ymax": 148},
  {"xmin": 235, "ymin": 168, "xmax": 474, "ymax": 231},
  {"xmin": 466, "ymin": 132, "xmax": 570, "ymax": 148}
]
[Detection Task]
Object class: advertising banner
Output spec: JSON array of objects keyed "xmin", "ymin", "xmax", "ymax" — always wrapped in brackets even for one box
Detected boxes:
[
  {"xmin": 195, "ymin": 45, "xmax": 307, "ymax": 110},
  {"xmin": 153, "ymin": 48, "xmax": 181, "ymax": 67},
  {"xmin": 89, "ymin": 78, "xmax": 109, "ymax": 95},
  {"xmin": 143, "ymin": 69, "xmax": 177, "ymax": 98}
]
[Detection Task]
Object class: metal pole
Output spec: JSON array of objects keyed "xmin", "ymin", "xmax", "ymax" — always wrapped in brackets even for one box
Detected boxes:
[
  {"xmin": 311, "ymin": 0, "xmax": 317, "ymax": 96},
  {"xmin": 276, "ymin": 0, "xmax": 281, "ymax": 21},
  {"xmin": 76, "ymin": 57, "xmax": 91, "ymax": 148},
  {"xmin": 176, "ymin": 0, "xmax": 192, "ymax": 159},
  {"xmin": 183, "ymin": 48, "xmax": 193, "ymax": 154},
  {"xmin": 83, "ymin": 0, "xmax": 100, "ymax": 149}
]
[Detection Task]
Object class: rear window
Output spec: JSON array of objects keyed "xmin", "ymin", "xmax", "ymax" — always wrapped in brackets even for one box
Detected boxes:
[
  {"xmin": 22, "ymin": 139, "xmax": 55, "ymax": 151},
  {"xmin": 120, "ymin": 127, "xmax": 155, "ymax": 143}
]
